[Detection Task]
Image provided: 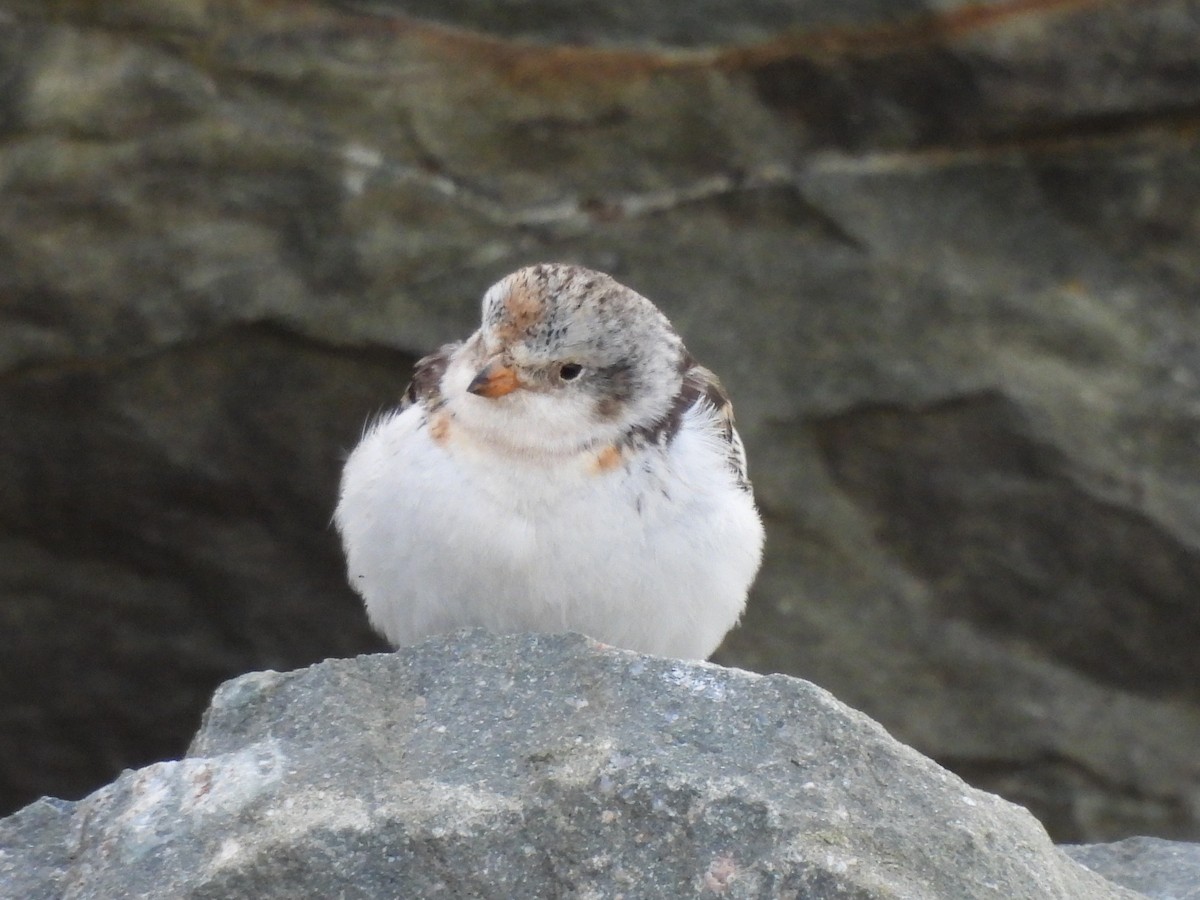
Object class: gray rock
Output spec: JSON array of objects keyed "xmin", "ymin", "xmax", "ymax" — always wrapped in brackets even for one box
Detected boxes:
[
  {"xmin": 1, "ymin": 0, "xmax": 1199, "ymax": 845},
  {"xmin": 0, "ymin": 797, "xmax": 74, "ymax": 900},
  {"xmin": 0, "ymin": 633, "xmax": 1148, "ymax": 899},
  {"xmin": 1065, "ymin": 837, "xmax": 1200, "ymax": 900}
]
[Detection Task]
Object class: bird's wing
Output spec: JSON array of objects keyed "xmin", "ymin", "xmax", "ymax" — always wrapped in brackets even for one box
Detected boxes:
[
  {"xmin": 627, "ymin": 358, "xmax": 752, "ymax": 493},
  {"xmin": 400, "ymin": 343, "xmax": 459, "ymax": 413},
  {"xmin": 681, "ymin": 363, "xmax": 752, "ymax": 493}
]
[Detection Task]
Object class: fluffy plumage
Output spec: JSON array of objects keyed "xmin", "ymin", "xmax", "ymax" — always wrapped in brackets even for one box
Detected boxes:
[{"xmin": 335, "ymin": 263, "xmax": 764, "ymax": 659}]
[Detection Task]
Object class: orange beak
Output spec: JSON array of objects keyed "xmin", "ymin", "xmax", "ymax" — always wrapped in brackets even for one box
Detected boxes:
[{"xmin": 467, "ymin": 361, "xmax": 520, "ymax": 398}]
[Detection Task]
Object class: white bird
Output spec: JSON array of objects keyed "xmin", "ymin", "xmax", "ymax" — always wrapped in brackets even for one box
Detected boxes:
[{"xmin": 335, "ymin": 263, "xmax": 764, "ymax": 660}]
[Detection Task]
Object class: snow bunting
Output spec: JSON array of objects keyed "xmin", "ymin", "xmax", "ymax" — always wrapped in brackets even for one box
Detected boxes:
[{"xmin": 335, "ymin": 264, "xmax": 764, "ymax": 660}]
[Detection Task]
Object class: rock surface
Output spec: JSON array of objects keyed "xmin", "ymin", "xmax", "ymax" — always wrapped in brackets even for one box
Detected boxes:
[
  {"xmin": 2, "ymin": 0, "xmax": 1200, "ymax": 843},
  {"xmin": 1065, "ymin": 836, "xmax": 1200, "ymax": 900},
  {"xmin": 0, "ymin": 633, "xmax": 1150, "ymax": 899}
]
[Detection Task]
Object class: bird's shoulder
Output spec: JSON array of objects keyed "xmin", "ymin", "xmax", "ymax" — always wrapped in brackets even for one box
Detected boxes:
[
  {"xmin": 399, "ymin": 342, "xmax": 459, "ymax": 414},
  {"xmin": 625, "ymin": 358, "xmax": 752, "ymax": 492}
]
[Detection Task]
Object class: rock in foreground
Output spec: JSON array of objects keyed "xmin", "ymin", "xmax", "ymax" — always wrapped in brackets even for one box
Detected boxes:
[
  {"xmin": 0, "ymin": 632, "xmax": 1145, "ymax": 899},
  {"xmin": 1065, "ymin": 837, "xmax": 1200, "ymax": 900}
]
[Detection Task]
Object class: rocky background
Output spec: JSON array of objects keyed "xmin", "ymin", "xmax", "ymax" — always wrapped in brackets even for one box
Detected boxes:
[{"xmin": 1, "ymin": 0, "xmax": 1198, "ymax": 844}]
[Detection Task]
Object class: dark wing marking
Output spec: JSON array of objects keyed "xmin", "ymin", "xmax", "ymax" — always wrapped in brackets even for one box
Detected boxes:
[
  {"xmin": 625, "ymin": 358, "xmax": 752, "ymax": 493},
  {"xmin": 684, "ymin": 364, "xmax": 752, "ymax": 493},
  {"xmin": 400, "ymin": 343, "xmax": 458, "ymax": 414}
]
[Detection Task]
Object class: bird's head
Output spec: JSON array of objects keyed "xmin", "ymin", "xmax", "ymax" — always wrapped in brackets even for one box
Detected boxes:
[{"xmin": 443, "ymin": 263, "xmax": 688, "ymax": 457}]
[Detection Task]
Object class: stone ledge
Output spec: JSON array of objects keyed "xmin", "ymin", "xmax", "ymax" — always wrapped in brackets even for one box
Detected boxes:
[{"xmin": 0, "ymin": 631, "xmax": 1164, "ymax": 899}]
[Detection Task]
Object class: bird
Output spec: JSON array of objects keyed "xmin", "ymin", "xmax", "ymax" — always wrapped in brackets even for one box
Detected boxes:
[{"xmin": 334, "ymin": 263, "xmax": 764, "ymax": 660}]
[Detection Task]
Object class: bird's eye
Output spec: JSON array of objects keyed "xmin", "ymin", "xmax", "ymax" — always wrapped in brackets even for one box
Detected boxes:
[{"xmin": 558, "ymin": 362, "xmax": 583, "ymax": 382}]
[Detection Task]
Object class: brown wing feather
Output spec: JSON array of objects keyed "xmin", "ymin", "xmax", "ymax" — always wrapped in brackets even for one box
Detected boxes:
[
  {"xmin": 682, "ymin": 364, "xmax": 752, "ymax": 493},
  {"xmin": 625, "ymin": 357, "xmax": 752, "ymax": 493},
  {"xmin": 400, "ymin": 343, "xmax": 457, "ymax": 413}
]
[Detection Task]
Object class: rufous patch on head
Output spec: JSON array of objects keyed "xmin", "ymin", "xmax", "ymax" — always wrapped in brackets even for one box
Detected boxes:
[
  {"xmin": 497, "ymin": 271, "xmax": 545, "ymax": 339},
  {"xmin": 592, "ymin": 444, "xmax": 622, "ymax": 474},
  {"xmin": 429, "ymin": 411, "xmax": 452, "ymax": 445}
]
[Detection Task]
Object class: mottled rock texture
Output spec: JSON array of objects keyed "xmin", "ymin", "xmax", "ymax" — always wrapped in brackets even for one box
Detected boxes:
[
  {"xmin": 0, "ymin": 633, "xmax": 1150, "ymax": 899},
  {"xmin": 2, "ymin": 0, "xmax": 1199, "ymax": 843},
  {"xmin": 1065, "ymin": 836, "xmax": 1200, "ymax": 900}
]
